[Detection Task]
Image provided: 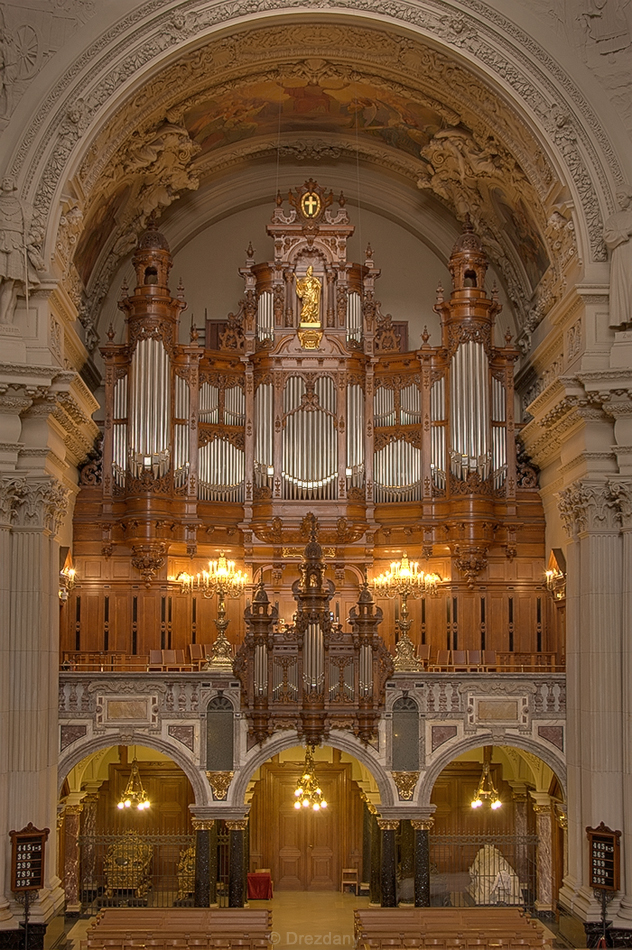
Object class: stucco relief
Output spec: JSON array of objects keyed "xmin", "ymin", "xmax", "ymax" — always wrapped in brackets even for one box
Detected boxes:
[{"xmin": 0, "ymin": 1, "xmax": 97, "ymax": 128}]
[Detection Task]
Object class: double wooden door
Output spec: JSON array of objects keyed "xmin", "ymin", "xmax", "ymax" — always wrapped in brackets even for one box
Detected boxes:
[{"xmin": 249, "ymin": 757, "xmax": 363, "ymax": 890}]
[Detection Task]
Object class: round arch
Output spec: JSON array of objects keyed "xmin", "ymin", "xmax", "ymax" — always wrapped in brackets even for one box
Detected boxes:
[
  {"xmin": 58, "ymin": 733, "xmax": 212, "ymax": 807},
  {"xmin": 228, "ymin": 729, "xmax": 394, "ymax": 808},
  {"xmin": 418, "ymin": 734, "xmax": 566, "ymax": 808}
]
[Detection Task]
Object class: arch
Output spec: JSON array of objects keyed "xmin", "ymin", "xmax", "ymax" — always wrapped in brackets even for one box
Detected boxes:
[
  {"xmin": 58, "ymin": 733, "xmax": 211, "ymax": 806},
  {"xmin": 418, "ymin": 734, "xmax": 567, "ymax": 808},
  {"xmin": 228, "ymin": 729, "xmax": 394, "ymax": 808}
]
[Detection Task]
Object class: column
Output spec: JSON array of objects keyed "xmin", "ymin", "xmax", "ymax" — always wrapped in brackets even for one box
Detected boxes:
[
  {"xmin": 227, "ymin": 819, "xmax": 247, "ymax": 908},
  {"xmin": 209, "ymin": 821, "xmax": 219, "ymax": 906},
  {"xmin": 399, "ymin": 820, "xmax": 414, "ymax": 903},
  {"xmin": 377, "ymin": 819, "xmax": 399, "ymax": 907},
  {"xmin": 412, "ymin": 818, "xmax": 434, "ymax": 907},
  {"xmin": 531, "ymin": 793, "xmax": 554, "ymax": 914},
  {"xmin": 63, "ymin": 800, "xmax": 84, "ymax": 915},
  {"xmin": 192, "ymin": 819, "xmax": 214, "ymax": 908},
  {"xmin": 557, "ymin": 482, "xmax": 624, "ymax": 922},
  {"xmin": 369, "ymin": 812, "xmax": 380, "ymax": 904},
  {"xmin": 613, "ymin": 483, "xmax": 632, "ymax": 933},
  {"xmin": 5, "ymin": 478, "xmax": 68, "ymax": 928}
]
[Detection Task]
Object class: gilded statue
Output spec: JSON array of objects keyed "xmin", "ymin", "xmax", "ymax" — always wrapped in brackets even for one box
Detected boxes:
[{"xmin": 295, "ymin": 265, "xmax": 321, "ymax": 325}]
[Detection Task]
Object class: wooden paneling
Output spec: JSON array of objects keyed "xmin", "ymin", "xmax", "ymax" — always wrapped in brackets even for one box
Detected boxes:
[
  {"xmin": 249, "ymin": 756, "xmax": 363, "ymax": 890},
  {"xmin": 96, "ymin": 759, "xmax": 194, "ymax": 834}
]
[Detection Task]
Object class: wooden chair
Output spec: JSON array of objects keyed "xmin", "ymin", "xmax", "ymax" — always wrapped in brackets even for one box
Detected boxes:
[
  {"xmin": 451, "ymin": 650, "xmax": 468, "ymax": 670},
  {"xmin": 433, "ymin": 650, "xmax": 450, "ymax": 671},
  {"xmin": 418, "ymin": 644, "xmax": 431, "ymax": 668},
  {"xmin": 341, "ymin": 867, "xmax": 359, "ymax": 895},
  {"xmin": 189, "ymin": 644, "xmax": 206, "ymax": 670},
  {"xmin": 148, "ymin": 650, "xmax": 163, "ymax": 671},
  {"xmin": 467, "ymin": 650, "xmax": 482, "ymax": 670},
  {"xmin": 482, "ymin": 650, "xmax": 497, "ymax": 671}
]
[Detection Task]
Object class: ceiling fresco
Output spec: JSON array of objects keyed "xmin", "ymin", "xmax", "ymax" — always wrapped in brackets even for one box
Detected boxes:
[
  {"xmin": 60, "ymin": 22, "xmax": 577, "ymax": 353},
  {"xmin": 184, "ymin": 78, "xmax": 447, "ymax": 160}
]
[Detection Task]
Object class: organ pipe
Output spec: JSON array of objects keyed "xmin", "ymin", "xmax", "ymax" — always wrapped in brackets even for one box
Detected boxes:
[
  {"xmin": 374, "ymin": 441, "xmax": 422, "ymax": 502},
  {"xmin": 449, "ymin": 340, "xmax": 490, "ymax": 480},
  {"xmin": 128, "ymin": 337, "xmax": 171, "ymax": 477}
]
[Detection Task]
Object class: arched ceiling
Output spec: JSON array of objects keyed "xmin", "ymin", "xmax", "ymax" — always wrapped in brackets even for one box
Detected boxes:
[{"xmin": 52, "ymin": 16, "xmax": 582, "ymax": 354}]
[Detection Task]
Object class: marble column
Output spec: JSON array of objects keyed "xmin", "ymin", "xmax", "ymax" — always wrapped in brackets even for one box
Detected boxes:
[
  {"xmin": 227, "ymin": 819, "xmax": 247, "ymax": 908},
  {"xmin": 399, "ymin": 820, "xmax": 414, "ymax": 903},
  {"xmin": 558, "ymin": 483, "xmax": 624, "ymax": 922},
  {"xmin": 412, "ymin": 818, "xmax": 434, "ymax": 907},
  {"xmin": 209, "ymin": 821, "xmax": 219, "ymax": 906},
  {"xmin": 531, "ymin": 794, "xmax": 554, "ymax": 913},
  {"xmin": 369, "ymin": 812, "xmax": 380, "ymax": 905},
  {"xmin": 377, "ymin": 819, "xmax": 399, "ymax": 907},
  {"xmin": 192, "ymin": 819, "xmax": 214, "ymax": 908},
  {"xmin": 63, "ymin": 801, "xmax": 84, "ymax": 915}
]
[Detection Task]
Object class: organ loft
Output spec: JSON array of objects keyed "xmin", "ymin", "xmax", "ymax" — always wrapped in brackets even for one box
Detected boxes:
[{"xmin": 65, "ymin": 179, "xmax": 556, "ymax": 678}]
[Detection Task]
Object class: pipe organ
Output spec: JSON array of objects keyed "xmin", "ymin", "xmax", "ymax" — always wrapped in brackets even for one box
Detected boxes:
[{"xmin": 69, "ymin": 181, "xmax": 552, "ymax": 669}]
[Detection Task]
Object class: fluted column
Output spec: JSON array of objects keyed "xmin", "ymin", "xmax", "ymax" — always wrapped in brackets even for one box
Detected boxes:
[
  {"xmin": 412, "ymin": 818, "xmax": 434, "ymax": 907},
  {"xmin": 63, "ymin": 800, "xmax": 84, "ymax": 914},
  {"xmin": 611, "ymin": 482, "xmax": 632, "ymax": 930},
  {"xmin": 377, "ymin": 819, "xmax": 399, "ymax": 907},
  {"xmin": 531, "ymin": 793, "xmax": 554, "ymax": 912},
  {"xmin": 226, "ymin": 819, "xmax": 247, "ymax": 907},
  {"xmin": 4, "ymin": 477, "xmax": 68, "ymax": 927},
  {"xmin": 557, "ymin": 482, "xmax": 623, "ymax": 922}
]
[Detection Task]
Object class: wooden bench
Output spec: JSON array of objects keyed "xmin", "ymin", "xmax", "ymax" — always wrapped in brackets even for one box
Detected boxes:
[
  {"xmin": 84, "ymin": 908, "xmax": 272, "ymax": 950},
  {"xmin": 354, "ymin": 908, "xmax": 550, "ymax": 950}
]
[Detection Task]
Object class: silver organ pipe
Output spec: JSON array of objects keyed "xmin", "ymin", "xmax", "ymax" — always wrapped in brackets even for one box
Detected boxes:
[
  {"xmin": 346, "ymin": 383, "xmax": 365, "ymax": 488},
  {"xmin": 491, "ymin": 375, "xmax": 507, "ymax": 489},
  {"xmin": 400, "ymin": 382, "xmax": 421, "ymax": 425},
  {"xmin": 257, "ymin": 291, "xmax": 274, "ymax": 341},
  {"xmin": 112, "ymin": 374, "xmax": 128, "ymax": 488},
  {"xmin": 329, "ymin": 657, "xmax": 355, "ymax": 701},
  {"xmin": 224, "ymin": 385, "xmax": 245, "ymax": 425},
  {"xmin": 374, "ymin": 386, "xmax": 396, "ymax": 426},
  {"xmin": 282, "ymin": 376, "xmax": 338, "ymax": 500},
  {"xmin": 254, "ymin": 382, "xmax": 274, "ymax": 487},
  {"xmin": 346, "ymin": 291, "xmax": 362, "ymax": 344},
  {"xmin": 272, "ymin": 656, "xmax": 298, "ymax": 700},
  {"xmin": 199, "ymin": 383, "xmax": 219, "ymax": 423},
  {"xmin": 359, "ymin": 644, "xmax": 373, "ymax": 698},
  {"xmin": 128, "ymin": 337, "xmax": 170, "ymax": 477},
  {"xmin": 449, "ymin": 340, "xmax": 490, "ymax": 480},
  {"xmin": 430, "ymin": 376, "xmax": 446, "ymax": 491},
  {"xmin": 374, "ymin": 440, "xmax": 422, "ymax": 502},
  {"xmin": 303, "ymin": 622, "xmax": 324, "ymax": 692},
  {"xmin": 173, "ymin": 373, "xmax": 190, "ymax": 488},
  {"xmin": 198, "ymin": 437, "xmax": 245, "ymax": 502},
  {"xmin": 254, "ymin": 643, "xmax": 267, "ymax": 696}
]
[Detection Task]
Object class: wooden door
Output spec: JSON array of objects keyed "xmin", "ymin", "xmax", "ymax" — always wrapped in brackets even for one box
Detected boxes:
[{"xmin": 249, "ymin": 755, "xmax": 363, "ymax": 890}]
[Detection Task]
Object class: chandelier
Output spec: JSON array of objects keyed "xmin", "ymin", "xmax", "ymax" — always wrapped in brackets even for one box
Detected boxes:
[
  {"xmin": 178, "ymin": 554, "xmax": 248, "ymax": 668},
  {"xmin": 373, "ymin": 554, "xmax": 441, "ymax": 655},
  {"xmin": 117, "ymin": 759, "xmax": 150, "ymax": 811},
  {"xmin": 294, "ymin": 746, "xmax": 328, "ymax": 813},
  {"xmin": 177, "ymin": 553, "xmax": 248, "ymax": 599},
  {"xmin": 471, "ymin": 747, "xmax": 502, "ymax": 810}
]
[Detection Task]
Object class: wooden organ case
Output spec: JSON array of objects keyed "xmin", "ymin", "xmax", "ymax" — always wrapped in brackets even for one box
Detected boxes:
[{"xmin": 66, "ymin": 182, "xmax": 558, "ymax": 672}]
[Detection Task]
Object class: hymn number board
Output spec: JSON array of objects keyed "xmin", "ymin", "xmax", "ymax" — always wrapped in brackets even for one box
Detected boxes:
[
  {"xmin": 587, "ymin": 823, "xmax": 621, "ymax": 891},
  {"xmin": 10, "ymin": 823, "xmax": 49, "ymax": 892}
]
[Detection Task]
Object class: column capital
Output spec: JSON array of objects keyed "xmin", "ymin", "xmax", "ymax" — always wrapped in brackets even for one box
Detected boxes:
[
  {"xmin": 192, "ymin": 818, "xmax": 215, "ymax": 831},
  {"xmin": 557, "ymin": 480, "xmax": 620, "ymax": 537},
  {"xmin": 7, "ymin": 475, "xmax": 69, "ymax": 535},
  {"xmin": 225, "ymin": 818, "xmax": 248, "ymax": 832},
  {"xmin": 608, "ymin": 479, "xmax": 632, "ymax": 529},
  {"xmin": 377, "ymin": 818, "xmax": 400, "ymax": 831},
  {"xmin": 411, "ymin": 818, "xmax": 434, "ymax": 831}
]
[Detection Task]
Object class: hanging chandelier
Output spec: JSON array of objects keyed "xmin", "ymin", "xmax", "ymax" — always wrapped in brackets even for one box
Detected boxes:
[
  {"xmin": 294, "ymin": 746, "xmax": 328, "ymax": 813},
  {"xmin": 177, "ymin": 553, "xmax": 248, "ymax": 599},
  {"xmin": 471, "ymin": 748, "xmax": 502, "ymax": 810},
  {"xmin": 117, "ymin": 759, "xmax": 150, "ymax": 811},
  {"xmin": 373, "ymin": 553, "xmax": 441, "ymax": 600}
]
